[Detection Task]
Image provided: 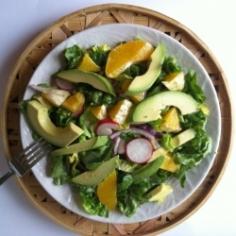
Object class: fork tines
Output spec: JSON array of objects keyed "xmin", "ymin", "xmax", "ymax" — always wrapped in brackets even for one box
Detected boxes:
[{"xmin": 10, "ymin": 138, "xmax": 52, "ymax": 176}]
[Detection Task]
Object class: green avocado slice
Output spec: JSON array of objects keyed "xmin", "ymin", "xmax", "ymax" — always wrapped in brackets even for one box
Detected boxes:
[
  {"xmin": 72, "ymin": 155, "xmax": 119, "ymax": 186},
  {"xmin": 50, "ymin": 136, "xmax": 109, "ymax": 157},
  {"xmin": 56, "ymin": 69, "xmax": 115, "ymax": 95},
  {"xmin": 127, "ymin": 43, "xmax": 166, "ymax": 94},
  {"xmin": 26, "ymin": 100, "xmax": 83, "ymax": 147},
  {"xmin": 132, "ymin": 91, "xmax": 198, "ymax": 123}
]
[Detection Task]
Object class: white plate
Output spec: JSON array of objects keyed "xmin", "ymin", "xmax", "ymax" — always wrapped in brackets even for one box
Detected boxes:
[{"xmin": 20, "ymin": 24, "xmax": 221, "ymax": 224}]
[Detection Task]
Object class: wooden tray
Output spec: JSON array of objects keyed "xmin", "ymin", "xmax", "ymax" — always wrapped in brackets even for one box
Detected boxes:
[{"xmin": 1, "ymin": 4, "xmax": 232, "ymax": 235}]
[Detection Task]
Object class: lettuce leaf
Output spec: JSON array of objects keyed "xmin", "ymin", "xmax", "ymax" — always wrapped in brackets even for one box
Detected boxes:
[
  {"xmin": 89, "ymin": 44, "xmax": 110, "ymax": 67},
  {"xmin": 117, "ymin": 168, "xmax": 174, "ymax": 217},
  {"xmin": 123, "ymin": 63, "xmax": 148, "ymax": 78},
  {"xmin": 162, "ymin": 56, "xmax": 181, "ymax": 74},
  {"xmin": 180, "ymin": 110, "xmax": 207, "ymax": 129},
  {"xmin": 49, "ymin": 107, "xmax": 72, "ymax": 127},
  {"xmin": 77, "ymin": 185, "xmax": 108, "ymax": 217},
  {"xmin": 174, "ymin": 128, "xmax": 211, "ymax": 186},
  {"xmin": 76, "ymin": 84, "xmax": 115, "ymax": 106},
  {"xmin": 80, "ymin": 140, "xmax": 113, "ymax": 170},
  {"xmin": 64, "ymin": 45, "xmax": 84, "ymax": 69},
  {"xmin": 160, "ymin": 133, "xmax": 175, "ymax": 152},
  {"xmin": 50, "ymin": 155, "xmax": 69, "ymax": 185},
  {"xmin": 78, "ymin": 109, "xmax": 97, "ymax": 138},
  {"xmin": 184, "ymin": 71, "xmax": 206, "ymax": 103}
]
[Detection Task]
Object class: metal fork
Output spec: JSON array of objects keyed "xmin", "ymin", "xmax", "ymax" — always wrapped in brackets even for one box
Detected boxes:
[{"xmin": 0, "ymin": 138, "xmax": 52, "ymax": 185}]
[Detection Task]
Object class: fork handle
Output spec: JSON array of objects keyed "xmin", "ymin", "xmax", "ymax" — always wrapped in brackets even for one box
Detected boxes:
[{"xmin": 0, "ymin": 171, "xmax": 14, "ymax": 185}]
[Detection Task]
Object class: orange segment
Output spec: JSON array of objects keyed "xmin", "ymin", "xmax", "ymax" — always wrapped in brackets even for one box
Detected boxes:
[
  {"xmin": 62, "ymin": 92, "xmax": 85, "ymax": 113},
  {"xmin": 97, "ymin": 170, "xmax": 117, "ymax": 210},
  {"xmin": 90, "ymin": 105, "xmax": 107, "ymax": 120},
  {"xmin": 105, "ymin": 40, "xmax": 154, "ymax": 78},
  {"xmin": 78, "ymin": 53, "xmax": 100, "ymax": 72}
]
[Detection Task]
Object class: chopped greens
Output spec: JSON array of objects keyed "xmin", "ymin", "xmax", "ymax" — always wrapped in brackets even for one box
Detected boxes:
[
  {"xmin": 76, "ymin": 185, "xmax": 108, "ymax": 217},
  {"xmin": 76, "ymin": 84, "xmax": 116, "ymax": 106},
  {"xmin": 123, "ymin": 63, "xmax": 148, "ymax": 78},
  {"xmin": 89, "ymin": 44, "xmax": 110, "ymax": 67},
  {"xmin": 49, "ymin": 107, "xmax": 72, "ymax": 127},
  {"xmin": 162, "ymin": 56, "xmax": 181, "ymax": 74},
  {"xmin": 64, "ymin": 45, "xmax": 84, "ymax": 69},
  {"xmin": 184, "ymin": 70, "xmax": 206, "ymax": 103},
  {"xmin": 50, "ymin": 155, "xmax": 69, "ymax": 185}
]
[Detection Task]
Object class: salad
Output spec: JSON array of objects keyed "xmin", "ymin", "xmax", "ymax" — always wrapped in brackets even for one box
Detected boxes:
[{"xmin": 21, "ymin": 39, "xmax": 211, "ymax": 217}]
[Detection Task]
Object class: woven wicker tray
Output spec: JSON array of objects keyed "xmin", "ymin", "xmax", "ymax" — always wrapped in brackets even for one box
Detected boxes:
[{"xmin": 1, "ymin": 4, "xmax": 232, "ymax": 235}]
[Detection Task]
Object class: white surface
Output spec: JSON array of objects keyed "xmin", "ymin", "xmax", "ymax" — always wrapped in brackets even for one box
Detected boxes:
[
  {"xmin": 0, "ymin": 0, "xmax": 235, "ymax": 235},
  {"xmin": 20, "ymin": 23, "xmax": 221, "ymax": 224}
]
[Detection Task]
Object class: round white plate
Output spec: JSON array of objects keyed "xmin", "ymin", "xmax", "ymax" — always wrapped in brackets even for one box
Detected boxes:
[{"xmin": 20, "ymin": 24, "xmax": 221, "ymax": 224}]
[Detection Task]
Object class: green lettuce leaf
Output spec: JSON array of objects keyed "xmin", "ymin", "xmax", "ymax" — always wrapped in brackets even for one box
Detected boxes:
[
  {"xmin": 174, "ymin": 128, "xmax": 211, "ymax": 186},
  {"xmin": 64, "ymin": 45, "xmax": 84, "ymax": 69},
  {"xmin": 50, "ymin": 155, "xmax": 69, "ymax": 185},
  {"xmin": 77, "ymin": 185, "xmax": 108, "ymax": 217},
  {"xmin": 80, "ymin": 140, "xmax": 113, "ymax": 170},
  {"xmin": 180, "ymin": 110, "xmax": 207, "ymax": 129},
  {"xmin": 88, "ymin": 44, "xmax": 110, "ymax": 67},
  {"xmin": 160, "ymin": 133, "xmax": 175, "ymax": 152},
  {"xmin": 123, "ymin": 63, "xmax": 148, "ymax": 78},
  {"xmin": 184, "ymin": 70, "xmax": 206, "ymax": 103},
  {"xmin": 49, "ymin": 107, "xmax": 72, "ymax": 127},
  {"xmin": 162, "ymin": 56, "xmax": 181, "ymax": 74},
  {"xmin": 78, "ymin": 109, "xmax": 97, "ymax": 138}
]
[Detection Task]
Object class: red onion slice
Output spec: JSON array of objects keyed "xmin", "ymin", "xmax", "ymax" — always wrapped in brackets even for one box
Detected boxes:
[
  {"xmin": 113, "ymin": 137, "xmax": 121, "ymax": 154},
  {"xmin": 117, "ymin": 139, "xmax": 126, "ymax": 154},
  {"xmin": 53, "ymin": 78, "xmax": 75, "ymax": 91}
]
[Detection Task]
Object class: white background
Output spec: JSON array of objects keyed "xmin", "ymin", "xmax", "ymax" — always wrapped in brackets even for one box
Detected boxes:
[{"xmin": 0, "ymin": 0, "xmax": 235, "ymax": 235}]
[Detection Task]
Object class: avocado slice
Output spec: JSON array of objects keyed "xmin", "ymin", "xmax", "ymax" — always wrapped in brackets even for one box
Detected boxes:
[
  {"xmin": 172, "ymin": 128, "xmax": 196, "ymax": 148},
  {"xmin": 56, "ymin": 69, "xmax": 115, "ymax": 95},
  {"xmin": 117, "ymin": 159, "xmax": 138, "ymax": 173},
  {"xmin": 72, "ymin": 155, "xmax": 119, "ymax": 186},
  {"xmin": 132, "ymin": 91, "xmax": 198, "ymax": 123},
  {"xmin": 132, "ymin": 156, "xmax": 164, "ymax": 183},
  {"xmin": 27, "ymin": 100, "xmax": 83, "ymax": 147},
  {"xmin": 50, "ymin": 136, "xmax": 109, "ymax": 157},
  {"xmin": 148, "ymin": 183, "xmax": 173, "ymax": 202},
  {"xmin": 127, "ymin": 43, "xmax": 166, "ymax": 94}
]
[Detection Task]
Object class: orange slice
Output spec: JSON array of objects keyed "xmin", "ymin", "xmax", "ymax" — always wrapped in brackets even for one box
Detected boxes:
[
  {"xmin": 62, "ymin": 92, "xmax": 85, "ymax": 113},
  {"xmin": 78, "ymin": 53, "xmax": 100, "ymax": 72},
  {"xmin": 105, "ymin": 40, "xmax": 154, "ymax": 78},
  {"xmin": 97, "ymin": 170, "xmax": 117, "ymax": 210}
]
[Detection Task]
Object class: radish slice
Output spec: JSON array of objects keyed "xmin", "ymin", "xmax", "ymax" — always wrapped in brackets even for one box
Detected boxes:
[
  {"xmin": 96, "ymin": 119, "xmax": 120, "ymax": 136},
  {"xmin": 53, "ymin": 78, "xmax": 75, "ymax": 91},
  {"xmin": 126, "ymin": 138, "xmax": 153, "ymax": 164}
]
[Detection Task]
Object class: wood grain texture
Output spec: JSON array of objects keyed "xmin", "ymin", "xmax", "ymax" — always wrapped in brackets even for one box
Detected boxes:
[{"xmin": 1, "ymin": 4, "xmax": 232, "ymax": 236}]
